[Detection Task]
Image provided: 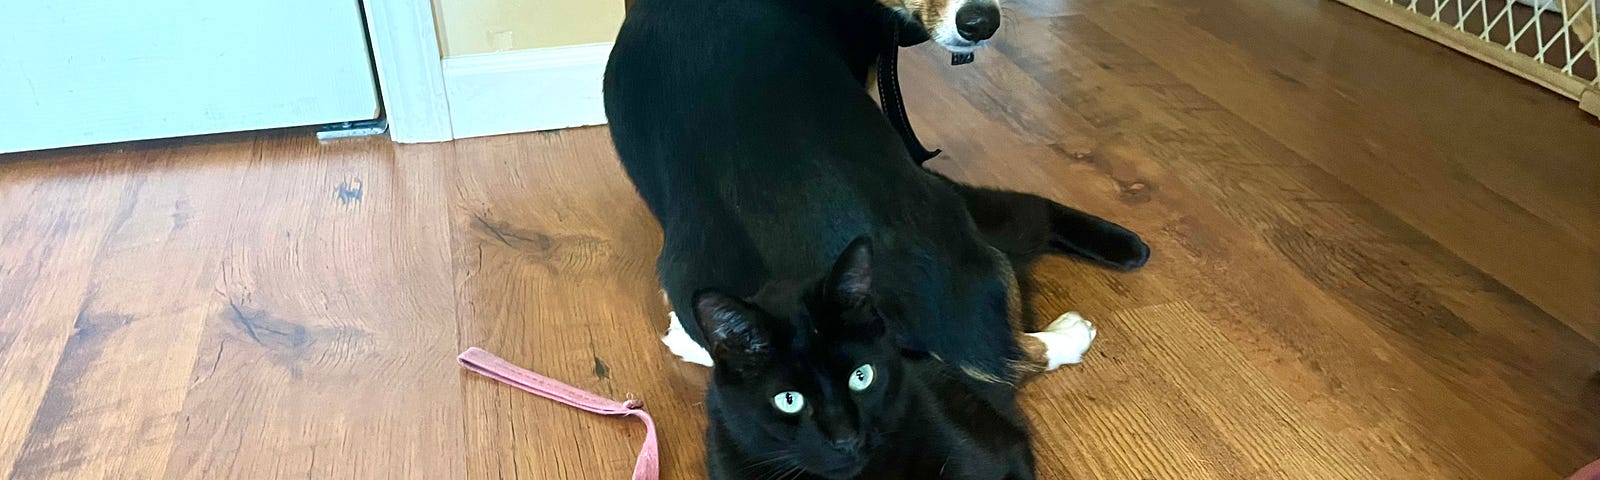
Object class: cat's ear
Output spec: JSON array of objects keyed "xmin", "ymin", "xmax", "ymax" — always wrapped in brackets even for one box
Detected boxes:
[
  {"xmin": 825, "ymin": 236, "xmax": 873, "ymax": 308},
  {"xmin": 692, "ymin": 289, "xmax": 772, "ymax": 375}
]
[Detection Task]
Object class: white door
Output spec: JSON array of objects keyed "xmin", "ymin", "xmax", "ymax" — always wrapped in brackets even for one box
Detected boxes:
[{"xmin": 0, "ymin": 0, "xmax": 380, "ymax": 154}]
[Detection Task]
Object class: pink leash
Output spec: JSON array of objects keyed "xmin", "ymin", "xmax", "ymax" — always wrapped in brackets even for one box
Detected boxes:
[
  {"xmin": 457, "ymin": 347, "xmax": 659, "ymax": 480},
  {"xmin": 1572, "ymin": 457, "xmax": 1600, "ymax": 480}
]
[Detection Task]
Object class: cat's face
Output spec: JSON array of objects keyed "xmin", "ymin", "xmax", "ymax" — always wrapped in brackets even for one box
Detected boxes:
[{"xmin": 694, "ymin": 238, "xmax": 915, "ymax": 479}]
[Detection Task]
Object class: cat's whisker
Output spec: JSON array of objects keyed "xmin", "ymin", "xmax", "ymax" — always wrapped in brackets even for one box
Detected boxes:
[
  {"xmin": 779, "ymin": 465, "xmax": 807, "ymax": 480},
  {"xmin": 741, "ymin": 448, "xmax": 802, "ymax": 479},
  {"xmin": 756, "ymin": 463, "xmax": 804, "ymax": 480},
  {"xmin": 745, "ymin": 452, "xmax": 797, "ymax": 470}
]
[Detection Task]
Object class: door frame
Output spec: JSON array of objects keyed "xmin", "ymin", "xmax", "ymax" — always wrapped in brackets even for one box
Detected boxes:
[
  {"xmin": 362, "ymin": 0, "xmax": 454, "ymax": 143},
  {"xmin": 363, "ymin": 0, "xmax": 623, "ymax": 143}
]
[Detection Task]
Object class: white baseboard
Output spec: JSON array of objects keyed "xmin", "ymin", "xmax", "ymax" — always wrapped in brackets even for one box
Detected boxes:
[{"xmin": 441, "ymin": 43, "xmax": 612, "ymax": 140}]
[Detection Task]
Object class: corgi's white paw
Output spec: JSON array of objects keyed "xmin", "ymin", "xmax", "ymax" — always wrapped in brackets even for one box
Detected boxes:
[
  {"xmin": 1025, "ymin": 311, "xmax": 1097, "ymax": 371},
  {"xmin": 662, "ymin": 311, "xmax": 714, "ymax": 367}
]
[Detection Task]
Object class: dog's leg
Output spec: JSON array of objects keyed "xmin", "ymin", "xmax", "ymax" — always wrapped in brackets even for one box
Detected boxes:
[
  {"xmin": 948, "ymin": 180, "xmax": 1150, "ymax": 271},
  {"xmin": 662, "ymin": 311, "xmax": 715, "ymax": 367},
  {"xmin": 1012, "ymin": 311, "xmax": 1097, "ymax": 377},
  {"xmin": 658, "ymin": 286, "xmax": 714, "ymax": 367}
]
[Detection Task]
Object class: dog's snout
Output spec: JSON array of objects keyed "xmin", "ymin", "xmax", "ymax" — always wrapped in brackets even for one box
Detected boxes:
[{"xmin": 955, "ymin": 3, "xmax": 1000, "ymax": 42}]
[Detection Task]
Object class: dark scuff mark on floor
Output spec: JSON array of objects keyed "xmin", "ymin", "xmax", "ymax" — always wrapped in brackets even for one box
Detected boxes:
[
  {"xmin": 223, "ymin": 296, "xmax": 309, "ymax": 352},
  {"xmin": 212, "ymin": 290, "xmax": 372, "ymax": 381},
  {"xmin": 335, "ymin": 179, "xmax": 363, "ymax": 205},
  {"xmin": 469, "ymin": 212, "xmax": 611, "ymax": 273},
  {"xmin": 171, "ymin": 198, "xmax": 192, "ymax": 232},
  {"xmin": 587, "ymin": 328, "xmax": 615, "ymax": 396},
  {"xmin": 592, "ymin": 356, "xmax": 611, "ymax": 380},
  {"xmin": 470, "ymin": 213, "xmax": 552, "ymax": 252}
]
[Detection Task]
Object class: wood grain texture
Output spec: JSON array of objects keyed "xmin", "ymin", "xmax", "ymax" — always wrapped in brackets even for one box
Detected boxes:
[{"xmin": 3, "ymin": 0, "xmax": 1598, "ymax": 477}]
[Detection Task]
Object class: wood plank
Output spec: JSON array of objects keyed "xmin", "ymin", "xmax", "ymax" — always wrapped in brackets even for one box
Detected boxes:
[
  {"xmin": 1118, "ymin": 0, "xmax": 1600, "ymax": 248},
  {"xmin": 448, "ymin": 128, "xmax": 712, "ymax": 480},
  {"xmin": 891, "ymin": 64, "xmax": 1445, "ymax": 476},
  {"xmin": 1078, "ymin": 0, "xmax": 1600, "ymax": 343},
  {"xmin": 0, "ymin": 150, "xmax": 139, "ymax": 480},
  {"xmin": 6, "ymin": 139, "xmax": 278, "ymax": 479},
  {"xmin": 987, "ymin": 13, "xmax": 1600, "ymax": 476},
  {"xmin": 1033, "ymin": 302, "xmax": 1380, "ymax": 479},
  {"xmin": 155, "ymin": 134, "xmax": 465, "ymax": 479}
]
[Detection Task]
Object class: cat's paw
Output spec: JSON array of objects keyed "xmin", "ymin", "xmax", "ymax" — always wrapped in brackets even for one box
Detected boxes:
[
  {"xmin": 1025, "ymin": 311, "xmax": 1097, "ymax": 370},
  {"xmin": 662, "ymin": 311, "xmax": 714, "ymax": 367}
]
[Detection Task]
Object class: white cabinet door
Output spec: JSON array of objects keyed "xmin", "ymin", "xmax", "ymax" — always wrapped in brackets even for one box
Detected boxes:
[{"xmin": 0, "ymin": 0, "xmax": 380, "ymax": 153}]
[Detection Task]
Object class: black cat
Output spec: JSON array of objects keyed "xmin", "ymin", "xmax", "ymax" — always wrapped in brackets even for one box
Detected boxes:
[
  {"xmin": 602, "ymin": 0, "xmax": 1150, "ymax": 477},
  {"xmin": 696, "ymin": 238, "xmax": 1063, "ymax": 479}
]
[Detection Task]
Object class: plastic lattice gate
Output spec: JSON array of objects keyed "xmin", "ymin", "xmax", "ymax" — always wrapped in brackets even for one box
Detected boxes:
[{"xmin": 1336, "ymin": 0, "xmax": 1600, "ymax": 118}]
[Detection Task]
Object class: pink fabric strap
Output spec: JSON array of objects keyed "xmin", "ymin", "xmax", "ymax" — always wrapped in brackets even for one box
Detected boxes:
[
  {"xmin": 1571, "ymin": 457, "xmax": 1600, "ymax": 480},
  {"xmin": 458, "ymin": 347, "xmax": 659, "ymax": 480}
]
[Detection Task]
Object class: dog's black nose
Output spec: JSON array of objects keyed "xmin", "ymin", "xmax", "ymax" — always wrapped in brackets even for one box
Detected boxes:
[{"xmin": 955, "ymin": 3, "xmax": 1000, "ymax": 41}]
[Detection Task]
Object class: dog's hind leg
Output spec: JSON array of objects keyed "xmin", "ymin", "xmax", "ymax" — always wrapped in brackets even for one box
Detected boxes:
[
  {"xmin": 662, "ymin": 311, "xmax": 714, "ymax": 367},
  {"xmin": 1004, "ymin": 311, "xmax": 1097, "ymax": 382},
  {"xmin": 947, "ymin": 180, "xmax": 1150, "ymax": 271},
  {"xmin": 1015, "ymin": 311, "xmax": 1097, "ymax": 375}
]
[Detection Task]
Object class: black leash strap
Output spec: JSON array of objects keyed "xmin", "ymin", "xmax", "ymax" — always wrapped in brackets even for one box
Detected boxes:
[{"xmin": 877, "ymin": 27, "xmax": 941, "ymax": 165}]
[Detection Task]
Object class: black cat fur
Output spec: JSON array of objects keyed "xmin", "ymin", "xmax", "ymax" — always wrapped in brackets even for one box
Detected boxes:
[{"xmin": 602, "ymin": 0, "xmax": 1150, "ymax": 477}]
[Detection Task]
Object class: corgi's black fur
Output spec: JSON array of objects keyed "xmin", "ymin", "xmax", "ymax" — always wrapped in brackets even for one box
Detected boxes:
[{"xmin": 603, "ymin": 0, "xmax": 1149, "ymax": 477}]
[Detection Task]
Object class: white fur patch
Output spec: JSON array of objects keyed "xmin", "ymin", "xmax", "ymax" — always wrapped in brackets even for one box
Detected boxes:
[
  {"xmin": 662, "ymin": 311, "xmax": 714, "ymax": 367},
  {"xmin": 1025, "ymin": 311, "xmax": 1097, "ymax": 370}
]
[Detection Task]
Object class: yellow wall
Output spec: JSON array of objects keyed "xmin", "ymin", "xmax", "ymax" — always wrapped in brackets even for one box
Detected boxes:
[{"xmin": 432, "ymin": 0, "xmax": 625, "ymax": 56}]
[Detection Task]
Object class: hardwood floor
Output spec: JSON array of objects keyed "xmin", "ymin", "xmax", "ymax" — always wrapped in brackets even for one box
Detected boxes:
[{"xmin": 3, "ymin": 0, "xmax": 1597, "ymax": 478}]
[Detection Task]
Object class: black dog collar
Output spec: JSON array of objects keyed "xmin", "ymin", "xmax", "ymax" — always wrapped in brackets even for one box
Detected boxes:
[{"xmin": 877, "ymin": 18, "xmax": 948, "ymax": 164}]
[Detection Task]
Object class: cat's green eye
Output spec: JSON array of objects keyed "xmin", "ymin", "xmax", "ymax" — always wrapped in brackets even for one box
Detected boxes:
[
  {"xmin": 848, "ymin": 364, "xmax": 875, "ymax": 392},
  {"xmin": 772, "ymin": 391, "xmax": 805, "ymax": 414}
]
